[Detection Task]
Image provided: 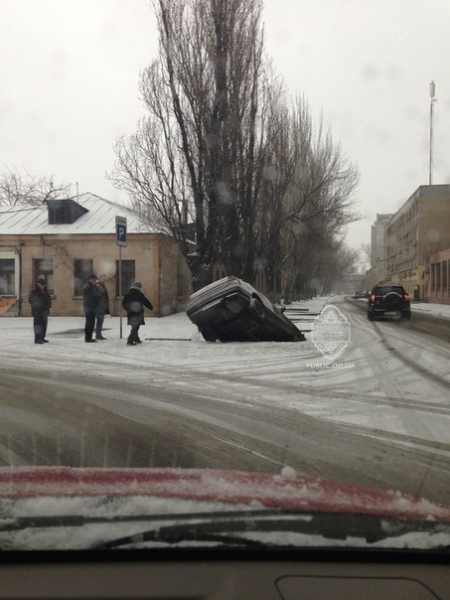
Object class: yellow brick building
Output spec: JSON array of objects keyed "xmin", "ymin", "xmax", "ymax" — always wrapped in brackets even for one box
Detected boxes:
[{"xmin": 0, "ymin": 194, "xmax": 192, "ymax": 317}]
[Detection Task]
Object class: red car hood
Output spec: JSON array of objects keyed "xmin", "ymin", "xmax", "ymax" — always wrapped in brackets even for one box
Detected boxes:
[{"xmin": 2, "ymin": 467, "xmax": 450, "ymax": 522}]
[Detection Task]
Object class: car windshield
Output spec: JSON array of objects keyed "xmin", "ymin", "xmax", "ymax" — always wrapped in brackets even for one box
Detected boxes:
[{"xmin": 1, "ymin": 0, "xmax": 450, "ymax": 558}]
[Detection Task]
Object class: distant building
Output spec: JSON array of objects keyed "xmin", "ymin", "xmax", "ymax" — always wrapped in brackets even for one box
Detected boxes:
[
  {"xmin": 332, "ymin": 274, "xmax": 366, "ymax": 295},
  {"xmin": 0, "ymin": 193, "xmax": 192, "ymax": 317},
  {"xmin": 365, "ymin": 260, "xmax": 387, "ymax": 292},
  {"xmin": 385, "ymin": 185, "xmax": 450, "ymax": 301},
  {"xmin": 371, "ymin": 213, "xmax": 392, "ymax": 266},
  {"xmin": 365, "ymin": 213, "xmax": 392, "ymax": 291}
]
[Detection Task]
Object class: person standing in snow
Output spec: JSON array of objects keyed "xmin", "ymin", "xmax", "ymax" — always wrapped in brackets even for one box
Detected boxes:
[
  {"xmin": 94, "ymin": 274, "xmax": 110, "ymax": 340},
  {"xmin": 82, "ymin": 273, "xmax": 101, "ymax": 343},
  {"xmin": 122, "ymin": 281, "xmax": 153, "ymax": 345},
  {"xmin": 28, "ymin": 277, "xmax": 52, "ymax": 344}
]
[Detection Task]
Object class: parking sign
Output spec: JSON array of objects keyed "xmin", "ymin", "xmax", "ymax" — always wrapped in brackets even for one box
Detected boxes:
[{"xmin": 116, "ymin": 216, "xmax": 127, "ymax": 246}]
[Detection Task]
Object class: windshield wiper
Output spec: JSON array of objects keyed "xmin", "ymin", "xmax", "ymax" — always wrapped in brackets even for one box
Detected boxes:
[
  {"xmin": 92, "ymin": 512, "xmax": 450, "ymax": 550},
  {"xmin": 2, "ymin": 510, "xmax": 449, "ymax": 551}
]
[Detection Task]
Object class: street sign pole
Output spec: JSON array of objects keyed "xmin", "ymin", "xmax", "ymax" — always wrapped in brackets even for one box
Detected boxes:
[
  {"xmin": 115, "ymin": 216, "xmax": 127, "ymax": 340},
  {"xmin": 119, "ymin": 245, "xmax": 123, "ymax": 339}
]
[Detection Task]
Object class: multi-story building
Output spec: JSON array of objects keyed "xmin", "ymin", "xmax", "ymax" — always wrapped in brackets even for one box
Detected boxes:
[
  {"xmin": 371, "ymin": 213, "xmax": 392, "ymax": 266},
  {"xmin": 365, "ymin": 213, "xmax": 392, "ymax": 291},
  {"xmin": 385, "ymin": 185, "xmax": 450, "ymax": 300},
  {"xmin": 0, "ymin": 193, "xmax": 192, "ymax": 317}
]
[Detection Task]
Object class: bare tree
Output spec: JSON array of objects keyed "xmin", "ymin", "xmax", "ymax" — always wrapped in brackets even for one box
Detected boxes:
[
  {"xmin": 0, "ymin": 168, "xmax": 71, "ymax": 207},
  {"xmin": 110, "ymin": 1, "xmax": 360, "ymax": 295},
  {"xmin": 253, "ymin": 95, "xmax": 359, "ymax": 300},
  {"xmin": 109, "ymin": 0, "xmax": 267, "ymax": 290}
]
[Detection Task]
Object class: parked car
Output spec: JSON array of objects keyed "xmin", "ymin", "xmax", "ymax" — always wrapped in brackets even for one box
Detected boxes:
[
  {"xmin": 367, "ymin": 283, "xmax": 411, "ymax": 321},
  {"xmin": 186, "ymin": 276, "xmax": 306, "ymax": 342}
]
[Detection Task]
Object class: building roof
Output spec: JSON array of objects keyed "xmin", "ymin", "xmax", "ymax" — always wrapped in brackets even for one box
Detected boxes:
[{"xmin": 0, "ymin": 193, "xmax": 155, "ymax": 236}]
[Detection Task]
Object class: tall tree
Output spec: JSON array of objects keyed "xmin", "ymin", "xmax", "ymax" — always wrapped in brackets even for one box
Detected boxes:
[
  {"xmin": 110, "ymin": 0, "xmax": 266, "ymax": 290},
  {"xmin": 254, "ymin": 95, "xmax": 359, "ymax": 300}
]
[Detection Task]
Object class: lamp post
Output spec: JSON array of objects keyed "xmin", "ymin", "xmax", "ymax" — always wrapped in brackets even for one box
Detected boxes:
[{"xmin": 429, "ymin": 80, "xmax": 437, "ymax": 185}]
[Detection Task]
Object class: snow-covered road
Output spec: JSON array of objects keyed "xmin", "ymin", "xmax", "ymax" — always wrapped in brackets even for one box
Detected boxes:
[{"xmin": 1, "ymin": 297, "xmax": 450, "ymax": 503}]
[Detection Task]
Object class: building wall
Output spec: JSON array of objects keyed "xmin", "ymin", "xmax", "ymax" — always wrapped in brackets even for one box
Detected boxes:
[
  {"xmin": 365, "ymin": 260, "xmax": 387, "ymax": 291},
  {"xmin": 427, "ymin": 247, "xmax": 450, "ymax": 304},
  {"xmin": 0, "ymin": 233, "xmax": 192, "ymax": 317},
  {"xmin": 371, "ymin": 214, "xmax": 391, "ymax": 266},
  {"xmin": 385, "ymin": 185, "xmax": 450, "ymax": 300},
  {"xmin": 158, "ymin": 235, "xmax": 193, "ymax": 316}
]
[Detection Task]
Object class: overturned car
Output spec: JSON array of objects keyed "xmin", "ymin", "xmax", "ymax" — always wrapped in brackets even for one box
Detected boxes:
[{"xmin": 186, "ymin": 276, "xmax": 306, "ymax": 342}]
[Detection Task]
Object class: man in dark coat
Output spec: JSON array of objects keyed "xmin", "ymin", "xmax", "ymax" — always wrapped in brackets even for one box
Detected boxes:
[
  {"xmin": 122, "ymin": 281, "xmax": 153, "ymax": 345},
  {"xmin": 94, "ymin": 274, "xmax": 110, "ymax": 340},
  {"xmin": 82, "ymin": 273, "xmax": 101, "ymax": 343},
  {"xmin": 28, "ymin": 278, "xmax": 52, "ymax": 344}
]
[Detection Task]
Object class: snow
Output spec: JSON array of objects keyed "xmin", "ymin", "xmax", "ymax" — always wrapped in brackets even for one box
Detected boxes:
[
  {"xmin": 1, "ymin": 467, "xmax": 450, "ymax": 551},
  {"xmin": 0, "ymin": 193, "xmax": 148, "ymax": 235},
  {"xmin": 1, "ymin": 296, "xmax": 450, "ymax": 550},
  {"xmin": 1, "ymin": 296, "xmax": 449, "ymax": 449}
]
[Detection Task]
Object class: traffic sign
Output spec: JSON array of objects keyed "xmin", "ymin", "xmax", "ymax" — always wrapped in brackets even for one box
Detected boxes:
[{"xmin": 116, "ymin": 216, "xmax": 127, "ymax": 246}]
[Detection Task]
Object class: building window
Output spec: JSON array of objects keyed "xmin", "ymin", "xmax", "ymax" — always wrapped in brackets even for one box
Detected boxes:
[
  {"xmin": 442, "ymin": 261, "xmax": 448, "ymax": 293},
  {"xmin": 115, "ymin": 260, "xmax": 135, "ymax": 296},
  {"xmin": 430, "ymin": 263, "xmax": 436, "ymax": 293},
  {"xmin": 33, "ymin": 259, "xmax": 54, "ymax": 293},
  {"xmin": 0, "ymin": 259, "xmax": 15, "ymax": 295},
  {"xmin": 436, "ymin": 262, "xmax": 441, "ymax": 292},
  {"xmin": 74, "ymin": 259, "xmax": 94, "ymax": 296}
]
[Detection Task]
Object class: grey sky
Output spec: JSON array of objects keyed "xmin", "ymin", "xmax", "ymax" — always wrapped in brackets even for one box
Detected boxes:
[{"xmin": 1, "ymin": 0, "xmax": 449, "ymax": 253}]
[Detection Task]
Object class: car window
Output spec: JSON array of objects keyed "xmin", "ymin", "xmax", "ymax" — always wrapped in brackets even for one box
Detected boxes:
[
  {"xmin": 1, "ymin": 1, "xmax": 450, "ymax": 596},
  {"xmin": 373, "ymin": 286, "xmax": 406, "ymax": 295}
]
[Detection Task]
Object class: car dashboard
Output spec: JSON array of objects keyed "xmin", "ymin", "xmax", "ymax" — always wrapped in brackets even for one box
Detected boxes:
[{"xmin": 1, "ymin": 549, "xmax": 450, "ymax": 599}]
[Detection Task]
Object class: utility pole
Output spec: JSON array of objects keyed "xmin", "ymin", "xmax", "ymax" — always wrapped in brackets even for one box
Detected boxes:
[{"xmin": 429, "ymin": 81, "xmax": 437, "ymax": 185}]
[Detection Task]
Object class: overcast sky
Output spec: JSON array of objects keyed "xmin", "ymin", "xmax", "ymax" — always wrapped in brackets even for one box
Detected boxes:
[{"xmin": 1, "ymin": 0, "xmax": 449, "ymax": 253}]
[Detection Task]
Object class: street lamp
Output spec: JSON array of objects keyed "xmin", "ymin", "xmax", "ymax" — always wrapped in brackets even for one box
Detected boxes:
[{"xmin": 429, "ymin": 80, "xmax": 437, "ymax": 185}]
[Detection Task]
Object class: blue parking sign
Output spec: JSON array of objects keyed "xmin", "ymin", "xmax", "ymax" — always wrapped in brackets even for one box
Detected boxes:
[{"xmin": 116, "ymin": 216, "xmax": 127, "ymax": 246}]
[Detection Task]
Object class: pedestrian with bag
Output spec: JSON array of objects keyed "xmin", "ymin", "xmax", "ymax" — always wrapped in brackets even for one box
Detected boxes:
[
  {"xmin": 95, "ymin": 274, "xmax": 110, "ymax": 340},
  {"xmin": 82, "ymin": 273, "xmax": 101, "ymax": 343},
  {"xmin": 28, "ymin": 278, "xmax": 52, "ymax": 344},
  {"xmin": 122, "ymin": 281, "xmax": 153, "ymax": 345}
]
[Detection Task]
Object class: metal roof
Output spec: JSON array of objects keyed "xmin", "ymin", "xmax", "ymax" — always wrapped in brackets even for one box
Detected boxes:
[{"xmin": 0, "ymin": 193, "xmax": 154, "ymax": 236}]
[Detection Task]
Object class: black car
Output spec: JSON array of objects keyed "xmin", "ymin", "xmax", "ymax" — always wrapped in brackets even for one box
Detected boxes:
[
  {"xmin": 367, "ymin": 283, "xmax": 411, "ymax": 321},
  {"xmin": 186, "ymin": 276, "xmax": 306, "ymax": 342}
]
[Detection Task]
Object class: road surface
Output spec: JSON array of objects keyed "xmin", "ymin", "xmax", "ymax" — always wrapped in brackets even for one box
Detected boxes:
[{"xmin": 1, "ymin": 298, "xmax": 450, "ymax": 504}]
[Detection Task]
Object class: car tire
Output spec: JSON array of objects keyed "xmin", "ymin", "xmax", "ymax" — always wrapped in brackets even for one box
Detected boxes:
[
  {"xmin": 201, "ymin": 327, "xmax": 217, "ymax": 342},
  {"xmin": 367, "ymin": 312, "xmax": 374, "ymax": 321},
  {"xmin": 249, "ymin": 297, "xmax": 265, "ymax": 322}
]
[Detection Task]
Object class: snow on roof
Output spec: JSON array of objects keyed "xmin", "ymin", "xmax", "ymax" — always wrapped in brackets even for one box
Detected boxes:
[{"xmin": 0, "ymin": 193, "xmax": 155, "ymax": 236}]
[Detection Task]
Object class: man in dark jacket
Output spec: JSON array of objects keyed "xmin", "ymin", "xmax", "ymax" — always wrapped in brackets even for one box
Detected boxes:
[
  {"xmin": 122, "ymin": 281, "xmax": 153, "ymax": 345},
  {"xmin": 28, "ymin": 278, "xmax": 52, "ymax": 344},
  {"xmin": 82, "ymin": 273, "xmax": 101, "ymax": 343},
  {"xmin": 94, "ymin": 274, "xmax": 110, "ymax": 340}
]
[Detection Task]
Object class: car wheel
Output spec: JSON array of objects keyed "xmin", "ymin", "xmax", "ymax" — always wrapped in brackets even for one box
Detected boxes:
[
  {"xmin": 367, "ymin": 312, "xmax": 374, "ymax": 321},
  {"xmin": 249, "ymin": 297, "xmax": 265, "ymax": 322},
  {"xmin": 201, "ymin": 328, "xmax": 217, "ymax": 342}
]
